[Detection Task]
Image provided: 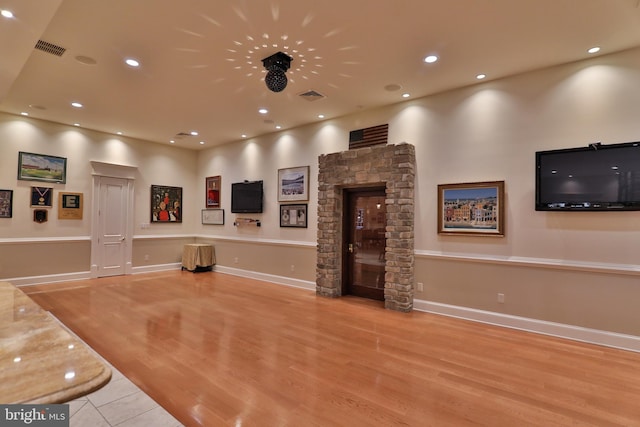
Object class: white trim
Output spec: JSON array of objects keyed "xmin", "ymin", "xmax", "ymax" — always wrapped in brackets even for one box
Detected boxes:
[
  {"xmin": 90, "ymin": 161, "xmax": 137, "ymax": 179},
  {"xmin": 213, "ymin": 265, "xmax": 316, "ymax": 291},
  {"xmin": 413, "ymin": 299, "xmax": 640, "ymax": 353},
  {"xmin": 13, "ymin": 271, "xmax": 92, "ymax": 287},
  {"xmin": 195, "ymin": 234, "xmax": 317, "ymax": 248},
  {"xmin": 131, "ymin": 263, "xmax": 182, "ymax": 274},
  {"xmin": 0, "ymin": 236, "xmax": 91, "ymax": 244},
  {"xmin": 415, "ymin": 249, "xmax": 640, "ymax": 276},
  {"xmin": 133, "ymin": 234, "xmax": 195, "ymax": 240}
]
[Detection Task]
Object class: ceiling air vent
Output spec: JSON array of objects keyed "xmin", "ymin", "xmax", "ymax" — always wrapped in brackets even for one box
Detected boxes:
[
  {"xmin": 34, "ymin": 40, "xmax": 66, "ymax": 56},
  {"xmin": 298, "ymin": 89, "xmax": 325, "ymax": 102}
]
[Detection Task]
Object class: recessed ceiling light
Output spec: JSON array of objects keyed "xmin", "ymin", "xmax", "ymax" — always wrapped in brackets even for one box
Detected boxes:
[
  {"xmin": 424, "ymin": 55, "xmax": 438, "ymax": 63},
  {"xmin": 125, "ymin": 58, "xmax": 140, "ymax": 67},
  {"xmin": 71, "ymin": 102, "xmax": 83, "ymax": 108},
  {"xmin": 199, "ymin": 141, "xmax": 205, "ymax": 145},
  {"xmin": 190, "ymin": 131, "xmax": 198, "ymax": 136},
  {"xmin": 476, "ymin": 74, "xmax": 486, "ymax": 80},
  {"xmin": 20, "ymin": 112, "xmax": 29, "ymax": 116},
  {"xmin": 258, "ymin": 108, "xmax": 268, "ymax": 114},
  {"xmin": 73, "ymin": 123, "xmax": 80, "ymax": 127},
  {"xmin": 1, "ymin": 9, "xmax": 14, "ymax": 18},
  {"xmin": 170, "ymin": 140, "xmax": 175, "ymax": 144},
  {"xmin": 402, "ymin": 93, "xmax": 410, "ymax": 98},
  {"xmin": 241, "ymin": 134, "xmax": 247, "ymax": 138},
  {"xmin": 588, "ymin": 46, "xmax": 601, "ymax": 54},
  {"xmin": 116, "ymin": 131, "xmax": 123, "ymax": 135},
  {"xmin": 275, "ymin": 125, "xmax": 282, "ymax": 129},
  {"xmin": 317, "ymin": 114, "xmax": 325, "ymax": 119}
]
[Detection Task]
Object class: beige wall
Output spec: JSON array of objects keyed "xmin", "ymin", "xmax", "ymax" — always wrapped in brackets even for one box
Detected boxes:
[{"xmin": 2, "ymin": 47, "xmax": 640, "ymax": 339}]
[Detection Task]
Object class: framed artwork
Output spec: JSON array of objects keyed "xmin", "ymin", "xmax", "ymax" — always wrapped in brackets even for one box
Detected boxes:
[
  {"xmin": 58, "ymin": 192, "xmax": 83, "ymax": 220},
  {"xmin": 437, "ymin": 180, "xmax": 505, "ymax": 236},
  {"xmin": 278, "ymin": 166, "xmax": 309, "ymax": 202},
  {"xmin": 0, "ymin": 189, "xmax": 13, "ymax": 218},
  {"xmin": 205, "ymin": 175, "xmax": 221, "ymax": 208},
  {"xmin": 280, "ymin": 203, "xmax": 308, "ymax": 228},
  {"xmin": 151, "ymin": 185, "xmax": 182, "ymax": 222},
  {"xmin": 18, "ymin": 151, "xmax": 67, "ymax": 184},
  {"xmin": 30, "ymin": 186, "xmax": 53, "ymax": 207},
  {"xmin": 202, "ymin": 208, "xmax": 224, "ymax": 225},
  {"xmin": 33, "ymin": 209, "xmax": 48, "ymax": 223}
]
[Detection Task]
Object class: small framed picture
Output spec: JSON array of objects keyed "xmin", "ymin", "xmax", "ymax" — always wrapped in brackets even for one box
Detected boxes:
[
  {"xmin": 205, "ymin": 175, "xmax": 221, "ymax": 208},
  {"xmin": 280, "ymin": 203, "xmax": 308, "ymax": 228},
  {"xmin": 31, "ymin": 186, "xmax": 53, "ymax": 207},
  {"xmin": 58, "ymin": 192, "xmax": 83, "ymax": 220},
  {"xmin": 202, "ymin": 208, "xmax": 224, "ymax": 225},
  {"xmin": 0, "ymin": 189, "xmax": 13, "ymax": 218},
  {"xmin": 278, "ymin": 166, "xmax": 309, "ymax": 202},
  {"xmin": 34, "ymin": 209, "xmax": 48, "ymax": 223}
]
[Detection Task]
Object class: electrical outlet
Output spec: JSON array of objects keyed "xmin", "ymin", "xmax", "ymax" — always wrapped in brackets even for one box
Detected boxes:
[
  {"xmin": 234, "ymin": 257, "xmax": 239, "ymax": 264},
  {"xmin": 417, "ymin": 282, "xmax": 424, "ymax": 292},
  {"xmin": 497, "ymin": 293, "xmax": 505, "ymax": 303}
]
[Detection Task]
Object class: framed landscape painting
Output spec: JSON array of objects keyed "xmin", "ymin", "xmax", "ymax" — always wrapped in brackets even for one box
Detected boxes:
[
  {"xmin": 437, "ymin": 180, "xmax": 505, "ymax": 236},
  {"xmin": 18, "ymin": 151, "xmax": 67, "ymax": 184},
  {"xmin": 278, "ymin": 166, "xmax": 309, "ymax": 202}
]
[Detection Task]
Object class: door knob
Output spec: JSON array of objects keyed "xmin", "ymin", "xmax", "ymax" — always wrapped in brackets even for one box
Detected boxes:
[{"xmin": 348, "ymin": 243, "xmax": 354, "ymax": 253}]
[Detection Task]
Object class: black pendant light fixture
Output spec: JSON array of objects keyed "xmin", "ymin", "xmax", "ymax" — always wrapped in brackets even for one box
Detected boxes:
[{"xmin": 262, "ymin": 51, "xmax": 293, "ymax": 92}]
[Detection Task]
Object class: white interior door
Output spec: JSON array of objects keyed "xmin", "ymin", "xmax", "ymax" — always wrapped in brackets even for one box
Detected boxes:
[{"xmin": 96, "ymin": 176, "xmax": 130, "ymax": 277}]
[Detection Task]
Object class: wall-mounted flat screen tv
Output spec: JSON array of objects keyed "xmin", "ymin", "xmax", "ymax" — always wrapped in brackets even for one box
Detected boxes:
[
  {"xmin": 536, "ymin": 141, "xmax": 640, "ymax": 211},
  {"xmin": 231, "ymin": 180, "xmax": 263, "ymax": 213}
]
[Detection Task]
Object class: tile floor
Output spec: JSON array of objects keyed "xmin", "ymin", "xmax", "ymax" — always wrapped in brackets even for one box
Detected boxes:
[
  {"xmin": 55, "ymin": 314, "xmax": 184, "ymax": 427},
  {"xmin": 67, "ymin": 359, "xmax": 184, "ymax": 427}
]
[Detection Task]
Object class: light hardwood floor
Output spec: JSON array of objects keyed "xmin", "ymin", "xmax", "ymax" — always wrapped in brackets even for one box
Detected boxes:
[{"xmin": 24, "ymin": 270, "xmax": 640, "ymax": 426}]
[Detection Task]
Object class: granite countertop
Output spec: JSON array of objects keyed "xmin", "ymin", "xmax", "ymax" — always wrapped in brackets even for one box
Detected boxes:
[{"xmin": 0, "ymin": 282, "xmax": 111, "ymax": 404}]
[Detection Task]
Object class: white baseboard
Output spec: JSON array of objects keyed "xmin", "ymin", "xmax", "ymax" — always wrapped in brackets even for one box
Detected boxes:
[
  {"xmin": 12, "ymin": 271, "xmax": 92, "ymax": 287},
  {"xmin": 131, "ymin": 263, "xmax": 182, "ymax": 274},
  {"xmin": 414, "ymin": 299, "xmax": 640, "ymax": 353},
  {"xmin": 12, "ymin": 263, "xmax": 183, "ymax": 286},
  {"xmin": 212, "ymin": 265, "xmax": 316, "ymax": 291}
]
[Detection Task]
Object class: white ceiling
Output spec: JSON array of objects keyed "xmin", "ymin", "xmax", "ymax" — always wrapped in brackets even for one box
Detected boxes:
[{"xmin": 2, "ymin": 0, "xmax": 640, "ymax": 150}]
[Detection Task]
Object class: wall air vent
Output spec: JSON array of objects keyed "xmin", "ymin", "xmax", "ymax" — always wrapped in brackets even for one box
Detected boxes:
[
  {"xmin": 34, "ymin": 40, "xmax": 66, "ymax": 56},
  {"xmin": 298, "ymin": 89, "xmax": 325, "ymax": 102}
]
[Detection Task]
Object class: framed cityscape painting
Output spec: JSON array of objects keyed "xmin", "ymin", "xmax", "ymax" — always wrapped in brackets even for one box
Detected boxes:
[{"xmin": 437, "ymin": 180, "xmax": 505, "ymax": 236}]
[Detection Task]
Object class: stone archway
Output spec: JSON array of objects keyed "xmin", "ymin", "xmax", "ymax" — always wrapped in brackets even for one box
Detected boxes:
[{"xmin": 316, "ymin": 143, "xmax": 416, "ymax": 312}]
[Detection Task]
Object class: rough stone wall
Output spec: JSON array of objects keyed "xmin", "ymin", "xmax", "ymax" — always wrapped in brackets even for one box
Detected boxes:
[{"xmin": 316, "ymin": 143, "xmax": 415, "ymax": 312}]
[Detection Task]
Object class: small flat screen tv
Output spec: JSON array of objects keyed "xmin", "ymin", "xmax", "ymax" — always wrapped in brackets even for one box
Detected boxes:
[
  {"xmin": 231, "ymin": 180, "xmax": 263, "ymax": 213},
  {"xmin": 536, "ymin": 141, "xmax": 640, "ymax": 211}
]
